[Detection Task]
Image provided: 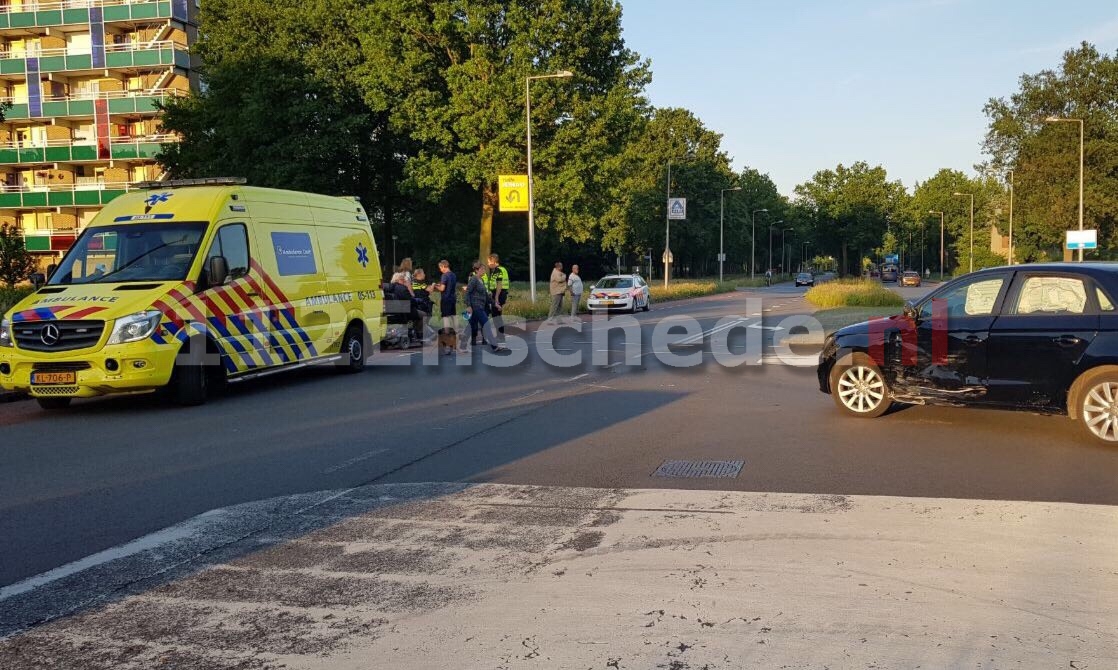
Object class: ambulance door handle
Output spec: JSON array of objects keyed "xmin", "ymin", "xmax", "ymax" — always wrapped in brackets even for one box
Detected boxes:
[{"xmin": 310, "ymin": 310, "xmax": 327, "ymax": 317}]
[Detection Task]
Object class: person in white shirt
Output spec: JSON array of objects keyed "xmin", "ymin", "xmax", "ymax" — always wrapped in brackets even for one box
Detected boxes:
[{"xmin": 567, "ymin": 264, "xmax": 583, "ymax": 319}]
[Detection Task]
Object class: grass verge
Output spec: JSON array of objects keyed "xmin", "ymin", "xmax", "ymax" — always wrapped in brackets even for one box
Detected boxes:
[
  {"xmin": 804, "ymin": 279, "xmax": 905, "ymax": 309},
  {"xmin": 0, "ymin": 286, "xmax": 33, "ymax": 317}
]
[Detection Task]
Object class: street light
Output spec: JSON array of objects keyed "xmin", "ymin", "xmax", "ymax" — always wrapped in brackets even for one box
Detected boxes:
[
  {"xmin": 929, "ymin": 210, "xmax": 945, "ymax": 280},
  {"xmin": 391, "ymin": 235, "xmax": 398, "ymax": 269},
  {"xmin": 782, "ymin": 227, "xmax": 792, "ymax": 277},
  {"xmin": 768, "ymin": 220, "xmax": 783, "ymax": 276},
  {"xmin": 1045, "ymin": 116, "xmax": 1085, "ymax": 262},
  {"xmin": 751, "ymin": 209, "xmax": 768, "ymax": 279},
  {"xmin": 526, "ymin": 69, "xmax": 574, "ymax": 303},
  {"xmin": 952, "ymin": 192, "xmax": 974, "ymax": 273},
  {"xmin": 719, "ymin": 186, "xmax": 741, "ymax": 283}
]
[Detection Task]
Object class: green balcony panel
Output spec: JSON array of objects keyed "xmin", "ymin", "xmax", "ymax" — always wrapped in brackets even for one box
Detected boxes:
[
  {"xmin": 62, "ymin": 8, "xmax": 89, "ymax": 25},
  {"xmin": 39, "ymin": 55, "xmax": 65, "ymax": 72},
  {"xmin": 0, "ymin": 149, "xmax": 18, "ymax": 164},
  {"xmin": 65, "ymin": 54, "xmax": 91, "ymax": 71},
  {"xmin": 40, "ymin": 101, "xmax": 68, "ymax": 117},
  {"xmin": 107, "ymin": 98, "xmax": 135, "ymax": 114},
  {"xmin": 6, "ymin": 103, "xmax": 29, "ymax": 120},
  {"xmin": 22, "ymin": 192, "xmax": 47, "ymax": 207},
  {"xmin": 104, "ymin": 51, "xmax": 131, "ymax": 68},
  {"xmin": 0, "ymin": 16, "xmax": 8, "ymax": 30},
  {"xmin": 69, "ymin": 100, "xmax": 95, "ymax": 116},
  {"xmin": 44, "ymin": 146, "xmax": 71, "ymax": 162},
  {"xmin": 112, "ymin": 145, "xmax": 138, "ymax": 160},
  {"xmin": 74, "ymin": 190, "xmax": 101, "ymax": 206},
  {"xmin": 173, "ymin": 50, "xmax": 190, "ymax": 68},
  {"xmin": 102, "ymin": 189, "xmax": 126, "ymax": 204},
  {"xmin": 132, "ymin": 50, "xmax": 161, "ymax": 67},
  {"xmin": 47, "ymin": 191, "xmax": 75, "ymax": 207},
  {"xmin": 18, "ymin": 148, "xmax": 45, "ymax": 163},
  {"xmin": 71, "ymin": 145, "xmax": 98, "ymax": 161},
  {"xmin": 24, "ymin": 235, "xmax": 51, "ymax": 252},
  {"xmin": 0, "ymin": 59, "xmax": 26, "ymax": 76},
  {"xmin": 0, "ymin": 194, "xmax": 21, "ymax": 208},
  {"xmin": 36, "ymin": 10, "xmax": 63, "ymax": 26},
  {"xmin": 8, "ymin": 13, "xmax": 35, "ymax": 29}
]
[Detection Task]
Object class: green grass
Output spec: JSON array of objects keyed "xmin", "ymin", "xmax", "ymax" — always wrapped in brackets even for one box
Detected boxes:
[
  {"xmin": 804, "ymin": 279, "xmax": 905, "ymax": 309},
  {"xmin": 0, "ymin": 286, "xmax": 33, "ymax": 317}
]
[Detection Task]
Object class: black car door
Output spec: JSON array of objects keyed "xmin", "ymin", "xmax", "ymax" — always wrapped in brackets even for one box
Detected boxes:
[
  {"xmin": 894, "ymin": 272, "xmax": 1011, "ymax": 402},
  {"xmin": 985, "ymin": 272, "xmax": 1100, "ymax": 409}
]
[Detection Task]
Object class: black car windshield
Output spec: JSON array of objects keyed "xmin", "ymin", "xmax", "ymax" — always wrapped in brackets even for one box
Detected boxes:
[
  {"xmin": 596, "ymin": 278, "xmax": 633, "ymax": 289},
  {"xmin": 48, "ymin": 223, "xmax": 209, "ymax": 285}
]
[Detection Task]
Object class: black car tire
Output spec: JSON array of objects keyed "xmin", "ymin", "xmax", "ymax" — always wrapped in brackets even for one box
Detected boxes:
[
  {"xmin": 829, "ymin": 351, "xmax": 892, "ymax": 418},
  {"xmin": 338, "ymin": 324, "xmax": 367, "ymax": 374},
  {"xmin": 1074, "ymin": 367, "xmax": 1118, "ymax": 444}
]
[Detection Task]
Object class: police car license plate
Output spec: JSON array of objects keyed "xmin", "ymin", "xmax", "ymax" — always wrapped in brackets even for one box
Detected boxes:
[{"xmin": 31, "ymin": 372, "xmax": 76, "ymax": 385}]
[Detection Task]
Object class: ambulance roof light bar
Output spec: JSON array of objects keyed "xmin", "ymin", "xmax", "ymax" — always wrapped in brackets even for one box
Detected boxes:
[{"xmin": 134, "ymin": 177, "xmax": 247, "ymax": 190}]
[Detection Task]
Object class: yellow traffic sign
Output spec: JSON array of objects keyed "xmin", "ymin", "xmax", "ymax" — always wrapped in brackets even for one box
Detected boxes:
[{"xmin": 498, "ymin": 174, "xmax": 529, "ymax": 212}]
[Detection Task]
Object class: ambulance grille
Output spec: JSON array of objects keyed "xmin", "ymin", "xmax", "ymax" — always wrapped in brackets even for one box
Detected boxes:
[
  {"xmin": 31, "ymin": 386, "xmax": 79, "ymax": 396},
  {"xmin": 14, "ymin": 320, "xmax": 105, "ymax": 352}
]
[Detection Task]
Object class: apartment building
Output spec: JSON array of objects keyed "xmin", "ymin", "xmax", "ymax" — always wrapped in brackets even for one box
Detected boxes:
[{"xmin": 0, "ymin": 0, "xmax": 196, "ymax": 264}]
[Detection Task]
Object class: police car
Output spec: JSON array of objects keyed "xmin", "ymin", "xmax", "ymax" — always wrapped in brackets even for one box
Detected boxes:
[{"xmin": 587, "ymin": 274, "xmax": 651, "ymax": 313}]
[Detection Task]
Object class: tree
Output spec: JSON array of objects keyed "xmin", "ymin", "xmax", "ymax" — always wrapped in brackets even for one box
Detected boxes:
[
  {"xmin": 907, "ymin": 168, "xmax": 1004, "ymax": 274},
  {"xmin": 357, "ymin": 0, "xmax": 650, "ymax": 265},
  {"xmin": 0, "ymin": 223, "xmax": 37, "ymax": 288},
  {"xmin": 983, "ymin": 42, "xmax": 1118, "ymax": 260},
  {"xmin": 793, "ymin": 162, "xmax": 908, "ymax": 276}
]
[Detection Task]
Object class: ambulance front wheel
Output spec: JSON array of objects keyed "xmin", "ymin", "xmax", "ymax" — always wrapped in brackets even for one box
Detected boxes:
[
  {"xmin": 170, "ymin": 335, "xmax": 222, "ymax": 406},
  {"xmin": 339, "ymin": 323, "xmax": 367, "ymax": 373}
]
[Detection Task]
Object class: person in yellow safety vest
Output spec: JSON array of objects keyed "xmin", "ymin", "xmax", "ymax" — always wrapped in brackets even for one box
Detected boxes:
[{"xmin": 484, "ymin": 253, "xmax": 510, "ymax": 350}]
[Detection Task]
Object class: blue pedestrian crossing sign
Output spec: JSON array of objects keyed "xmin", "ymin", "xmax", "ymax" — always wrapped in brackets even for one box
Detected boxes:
[{"xmin": 1066, "ymin": 229, "xmax": 1097, "ymax": 250}]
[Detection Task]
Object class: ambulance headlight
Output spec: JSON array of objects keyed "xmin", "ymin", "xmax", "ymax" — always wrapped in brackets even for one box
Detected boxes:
[
  {"xmin": 108, "ymin": 311, "xmax": 163, "ymax": 345},
  {"xmin": 0, "ymin": 318, "xmax": 11, "ymax": 348}
]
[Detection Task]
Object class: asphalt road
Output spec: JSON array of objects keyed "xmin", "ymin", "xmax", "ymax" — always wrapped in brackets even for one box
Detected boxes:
[{"xmin": 2, "ymin": 280, "xmax": 1117, "ymax": 588}]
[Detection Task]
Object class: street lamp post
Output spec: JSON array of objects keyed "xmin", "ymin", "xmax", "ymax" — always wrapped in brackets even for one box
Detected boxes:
[
  {"xmin": 719, "ymin": 186, "xmax": 741, "ymax": 283},
  {"xmin": 526, "ymin": 70, "xmax": 574, "ymax": 303},
  {"xmin": 952, "ymin": 192, "xmax": 974, "ymax": 273},
  {"xmin": 391, "ymin": 235, "xmax": 398, "ymax": 269},
  {"xmin": 782, "ymin": 228, "xmax": 791, "ymax": 277},
  {"xmin": 664, "ymin": 160, "xmax": 673, "ymax": 288},
  {"xmin": 1007, "ymin": 170, "xmax": 1014, "ymax": 264},
  {"xmin": 768, "ymin": 220, "xmax": 782, "ymax": 277},
  {"xmin": 929, "ymin": 210, "xmax": 945, "ymax": 280},
  {"xmin": 1045, "ymin": 116, "xmax": 1085, "ymax": 262},
  {"xmin": 751, "ymin": 209, "xmax": 768, "ymax": 279}
]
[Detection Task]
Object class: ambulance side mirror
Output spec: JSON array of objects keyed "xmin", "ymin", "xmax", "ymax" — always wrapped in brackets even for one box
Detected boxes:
[
  {"xmin": 29, "ymin": 272, "xmax": 45, "ymax": 289},
  {"xmin": 207, "ymin": 256, "xmax": 229, "ymax": 288},
  {"xmin": 46, "ymin": 263, "xmax": 57, "ymax": 280}
]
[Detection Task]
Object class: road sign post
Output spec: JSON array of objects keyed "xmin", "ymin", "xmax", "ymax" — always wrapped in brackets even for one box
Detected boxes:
[{"xmin": 498, "ymin": 175, "xmax": 529, "ymax": 212}]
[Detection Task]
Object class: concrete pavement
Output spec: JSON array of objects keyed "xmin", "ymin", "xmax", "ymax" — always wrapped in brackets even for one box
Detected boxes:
[{"xmin": 1, "ymin": 483, "xmax": 1115, "ymax": 668}]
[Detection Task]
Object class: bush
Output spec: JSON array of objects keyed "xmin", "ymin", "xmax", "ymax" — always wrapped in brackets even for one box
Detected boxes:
[
  {"xmin": 804, "ymin": 279, "xmax": 905, "ymax": 309},
  {"xmin": 0, "ymin": 286, "xmax": 33, "ymax": 317}
]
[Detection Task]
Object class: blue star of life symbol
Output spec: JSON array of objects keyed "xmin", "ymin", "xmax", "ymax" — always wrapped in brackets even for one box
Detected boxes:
[
  {"xmin": 355, "ymin": 243, "xmax": 370, "ymax": 268},
  {"xmin": 144, "ymin": 192, "xmax": 172, "ymax": 207}
]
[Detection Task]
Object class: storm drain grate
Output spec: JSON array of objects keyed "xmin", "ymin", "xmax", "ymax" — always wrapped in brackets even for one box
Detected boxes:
[{"xmin": 652, "ymin": 460, "xmax": 744, "ymax": 479}]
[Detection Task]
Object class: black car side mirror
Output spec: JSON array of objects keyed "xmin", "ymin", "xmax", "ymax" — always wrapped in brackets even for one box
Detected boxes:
[
  {"xmin": 903, "ymin": 301, "xmax": 918, "ymax": 321},
  {"xmin": 207, "ymin": 256, "xmax": 229, "ymax": 287}
]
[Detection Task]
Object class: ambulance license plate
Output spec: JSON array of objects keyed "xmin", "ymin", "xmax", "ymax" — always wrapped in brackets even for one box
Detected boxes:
[{"xmin": 31, "ymin": 372, "xmax": 76, "ymax": 385}]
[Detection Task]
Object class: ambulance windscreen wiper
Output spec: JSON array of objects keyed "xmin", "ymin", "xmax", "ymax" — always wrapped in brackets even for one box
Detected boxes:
[{"xmin": 96, "ymin": 236, "xmax": 187, "ymax": 282}]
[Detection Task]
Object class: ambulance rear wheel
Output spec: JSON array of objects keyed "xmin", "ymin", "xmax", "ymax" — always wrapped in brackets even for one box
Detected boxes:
[
  {"xmin": 339, "ymin": 324, "xmax": 367, "ymax": 373},
  {"xmin": 36, "ymin": 397, "xmax": 72, "ymax": 410}
]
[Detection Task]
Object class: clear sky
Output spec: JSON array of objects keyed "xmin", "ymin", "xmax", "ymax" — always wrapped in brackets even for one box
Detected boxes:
[{"xmin": 620, "ymin": 0, "xmax": 1118, "ymax": 196}]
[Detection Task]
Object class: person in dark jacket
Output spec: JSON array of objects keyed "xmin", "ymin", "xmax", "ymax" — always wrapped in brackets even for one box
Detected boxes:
[{"xmin": 465, "ymin": 261, "xmax": 495, "ymax": 351}]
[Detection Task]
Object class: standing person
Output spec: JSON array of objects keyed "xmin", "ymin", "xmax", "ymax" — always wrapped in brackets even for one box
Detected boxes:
[
  {"xmin": 547, "ymin": 261, "xmax": 566, "ymax": 323},
  {"xmin": 465, "ymin": 261, "xmax": 494, "ymax": 351},
  {"xmin": 484, "ymin": 253, "xmax": 510, "ymax": 350},
  {"xmin": 412, "ymin": 268, "xmax": 433, "ymax": 342},
  {"xmin": 433, "ymin": 260, "xmax": 458, "ymax": 355},
  {"xmin": 567, "ymin": 264, "xmax": 583, "ymax": 320}
]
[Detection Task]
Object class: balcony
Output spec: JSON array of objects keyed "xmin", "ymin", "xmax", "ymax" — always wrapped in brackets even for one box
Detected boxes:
[
  {"xmin": 22, "ymin": 228, "xmax": 77, "ymax": 252},
  {"xmin": 0, "ymin": 133, "xmax": 177, "ymax": 164},
  {"xmin": 0, "ymin": 179, "xmax": 134, "ymax": 209},
  {"xmin": 0, "ymin": 40, "xmax": 189, "ymax": 76},
  {"xmin": 0, "ymin": 1, "xmax": 186, "ymax": 30},
  {"xmin": 0, "ymin": 87, "xmax": 183, "ymax": 120}
]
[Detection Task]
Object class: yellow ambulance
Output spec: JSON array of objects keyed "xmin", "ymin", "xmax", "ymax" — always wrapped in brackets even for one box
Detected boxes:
[{"xmin": 0, "ymin": 179, "xmax": 385, "ymax": 408}]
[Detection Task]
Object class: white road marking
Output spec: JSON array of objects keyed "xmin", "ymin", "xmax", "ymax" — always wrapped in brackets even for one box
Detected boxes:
[
  {"xmin": 322, "ymin": 448, "xmax": 389, "ymax": 474},
  {"xmin": 676, "ymin": 317, "xmax": 753, "ymax": 346},
  {"xmin": 749, "ymin": 325, "xmax": 784, "ymax": 331},
  {"xmin": 567, "ymin": 373, "xmax": 590, "ymax": 382}
]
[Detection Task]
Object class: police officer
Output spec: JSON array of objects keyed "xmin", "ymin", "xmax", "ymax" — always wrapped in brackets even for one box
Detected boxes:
[{"xmin": 484, "ymin": 253, "xmax": 510, "ymax": 350}]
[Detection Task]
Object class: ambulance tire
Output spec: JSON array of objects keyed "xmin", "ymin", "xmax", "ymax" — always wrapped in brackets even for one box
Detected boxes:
[
  {"xmin": 36, "ymin": 397, "xmax": 72, "ymax": 410},
  {"xmin": 339, "ymin": 323, "xmax": 367, "ymax": 374},
  {"xmin": 171, "ymin": 334, "xmax": 215, "ymax": 406}
]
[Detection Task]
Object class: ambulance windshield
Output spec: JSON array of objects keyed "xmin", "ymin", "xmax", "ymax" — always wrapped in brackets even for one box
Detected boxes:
[{"xmin": 49, "ymin": 223, "xmax": 209, "ymax": 285}]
